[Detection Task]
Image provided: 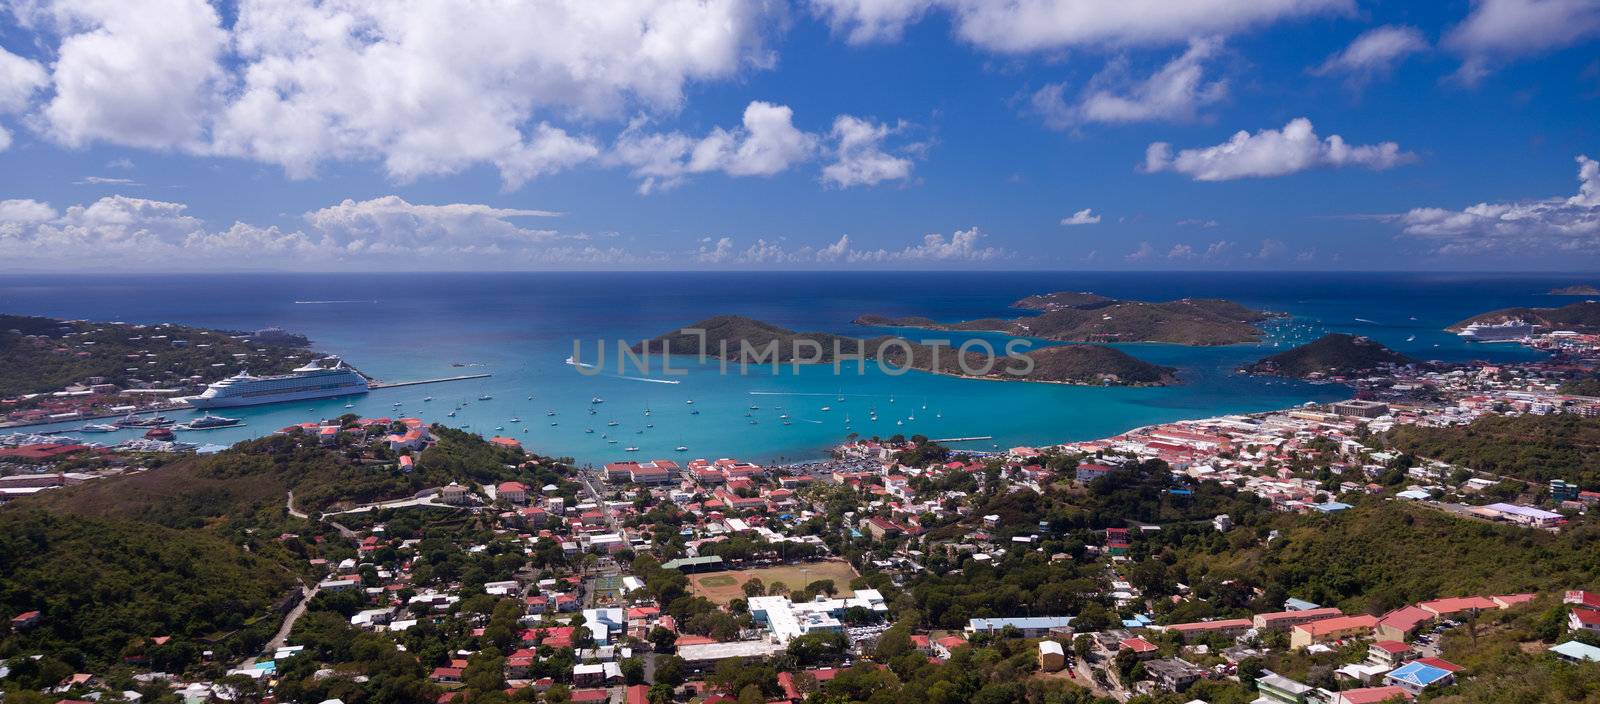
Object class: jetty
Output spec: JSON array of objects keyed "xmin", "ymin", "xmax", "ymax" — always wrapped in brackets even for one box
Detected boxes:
[
  {"xmin": 369, "ymin": 373, "xmax": 492, "ymax": 389},
  {"xmin": 932, "ymin": 435, "xmax": 993, "ymax": 443}
]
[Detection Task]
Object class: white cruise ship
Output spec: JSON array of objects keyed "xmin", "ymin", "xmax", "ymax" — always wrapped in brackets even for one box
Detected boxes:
[
  {"xmin": 1456, "ymin": 320, "xmax": 1535, "ymax": 342},
  {"xmin": 182, "ymin": 358, "xmax": 369, "ymax": 409}
]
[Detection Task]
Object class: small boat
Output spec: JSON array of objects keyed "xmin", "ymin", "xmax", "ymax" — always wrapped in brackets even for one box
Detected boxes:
[
  {"xmin": 749, "ymin": 419, "xmax": 758, "ymax": 425},
  {"xmin": 676, "ymin": 445, "xmax": 688, "ymax": 452},
  {"xmin": 896, "ymin": 420, "xmax": 903, "ymax": 426},
  {"xmin": 591, "ymin": 397, "xmax": 604, "ymax": 404},
  {"xmin": 79, "ymin": 423, "xmax": 119, "ymax": 433},
  {"xmin": 423, "ymin": 396, "xmax": 432, "ymax": 402},
  {"xmin": 175, "ymin": 413, "xmax": 244, "ymax": 431},
  {"xmin": 685, "ymin": 399, "xmax": 694, "ymax": 404},
  {"xmin": 585, "ymin": 428, "xmax": 595, "ymax": 434},
  {"xmin": 646, "ymin": 423, "xmax": 654, "ymax": 428},
  {"xmin": 749, "ymin": 404, "xmax": 759, "ymax": 410},
  {"xmin": 447, "ymin": 410, "xmax": 457, "ymax": 417},
  {"xmin": 819, "ymin": 406, "xmax": 831, "ymax": 412},
  {"xmin": 1406, "ymin": 335, "xmax": 1417, "ymax": 342},
  {"xmin": 116, "ymin": 414, "xmax": 172, "ymax": 428},
  {"xmin": 546, "ymin": 410, "xmax": 556, "ymax": 416},
  {"xmin": 478, "ymin": 394, "xmax": 493, "ymax": 400},
  {"xmin": 494, "ymin": 425, "xmax": 504, "ymax": 431},
  {"xmin": 625, "ymin": 446, "xmax": 640, "ymax": 452},
  {"xmin": 588, "ymin": 408, "xmax": 598, "ymax": 415},
  {"xmin": 510, "ymin": 417, "xmax": 522, "ymax": 423},
  {"xmin": 392, "ymin": 402, "xmax": 402, "ymax": 407},
  {"xmin": 607, "ymin": 420, "xmax": 619, "ymax": 427},
  {"xmin": 690, "ymin": 408, "xmax": 700, "ymax": 415},
  {"xmin": 779, "ymin": 414, "xmax": 789, "ymax": 420},
  {"xmin": 608, "ymin": 439, "xmax": 619, "ymax": 444},
  {"xmin": 344, "ymin": 402, "xmax": 354, "ymax": 408},
  {"xmin": 550, "ymin": 422, "xmax": 558, "ymax": 427}
]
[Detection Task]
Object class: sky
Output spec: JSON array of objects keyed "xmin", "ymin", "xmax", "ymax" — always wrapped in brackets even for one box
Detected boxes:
[{"xmin": 0, "ymin": 0, "xmax": 1597, "ymax": 272}]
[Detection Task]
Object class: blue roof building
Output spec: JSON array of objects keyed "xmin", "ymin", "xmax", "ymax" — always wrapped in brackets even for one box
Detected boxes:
[
  {"xmin": 1384, "ymin": 661, "xmax": 1455, "ymax": 694},
  {"xmin": 1551, "ymin": 641, "xmax": 1600, "ymax": 663},
  {"xmin": 967, "ymin": 616, "xmax": 1073, "ymax": 637},
  {"xmin": 1312, "ymin": 501, "xmax": 1353, "ymax": 513}
]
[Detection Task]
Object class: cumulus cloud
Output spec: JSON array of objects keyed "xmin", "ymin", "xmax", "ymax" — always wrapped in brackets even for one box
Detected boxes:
[
  {"xmin": 1310, "ymin": 26, "xmax": 1429, "ymax": 84},
  {"xmin": 10, "ymin": 0, "xmax": 774, "ymax": 187},
  {"xmin": 1397, "ymin": 154, "xmax": 1600, "ymax": 254},
  {"xmin": 0, "ymin": 194, "xmax": 601, "ymax": 270},
  {"xmin": 821, "ymin": 116, "xmax": 915, "ymax": 188},
  {"xmin": 1444, "ymin": 0, "xmax": 1600, "ymax": 84},
  {"xmin": 1060, "ymin": 208, "xmax": 1102, "ymax": 226},
  {"xmin": 613, "ymin": 101, "xmax": 818, "ymax": 193},
  {"xmin": 1033, "ymin": 37, "xmax": 1227, "ymax": 129},
  {"xmin": 0, "ymin": 44, "xmax": 48, "ymax": 150},
  {"xmin": 693, "ymin": 228, "xmax": 1005, "ymax": 266},
  {"xmin": 809, "ymin": 0, "xmax": 1350, "ymax": 53},
  {"xmin": 1144, "ymin": 117, "xmax": 1414, "ymax": 181}
]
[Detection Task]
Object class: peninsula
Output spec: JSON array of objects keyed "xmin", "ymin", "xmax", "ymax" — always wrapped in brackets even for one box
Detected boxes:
[
  {"xmin": 1550, "ymin": 284, "xmax": 1600, "ymax": 296},
  {"xmin": 635, "ymin": 315, "xmax": 1177, "ymax": 386},
  {"xmin": 1449, "ymin": 300, "xmax": 1600, "ymax": 334},
  {"xmin": 1244, "ymin": 333, "xmax": 1415, "ymax": 378},
  {"xmin": 854, "ymin": 292, "xmax": 1277, "ymax": 345}
]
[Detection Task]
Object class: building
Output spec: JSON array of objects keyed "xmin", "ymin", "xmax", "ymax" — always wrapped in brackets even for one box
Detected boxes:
[
  {"xmin": 497, "ymin": 481, "xmax": 528, "ymax": 504},
  {"xmin": 966, "ymin": 616, "xmax": 1073, "ymax": 638},
  {"xmin": 1076, "ymin": 463, "xmax": 1115, "ymax": 483},
  {"xmin": 1253, "ymin": 607, "xmax": 1343, "ymax": 631},
  {"xmin": 1038, "ymin": 640, "xmax": 1065, "ymax": 672},
  {"xmin": 676, "ymin": 640, "xmax": 785, "ymax": 669},
  {"xmin": 1367, "ymin": 641, "xmax": 1410, "ymax": 668},
  {"xmin": 750, "ymin": 590, "xmax": 888, "ymax": 644},
  {"xmin": 1478, "ymin": 502, "xmax": 1565, "ymax": 527},
  {"xmin": 1332, "ymin": 686, "xmax": 1412, "ymax": 704},
  {"xmin": 1569, "ymin": 608, "xmax": 1600, "ymax": 633},
  {"xmin": 1290, "ymin": 614, "xmax": 1378, "ymax": 650},
  {"xmin": 1550, "ymin": 641, "xmax": 1600, "ymax": 663},
  {"xmin": 1143, "ymin": 658, "xmax": 1203, "ymax": 692},
  {"xmin": 1254, "ymin": 671, "xmax": 1314, "ymax": 704},
  {"xmin": 1383, "ymin": 660, "xmax": 1457, "ymax": 695},
  {"xmin": 1332, "ymin": 400, "xmax": 1390, "ymax": 418},
  {"xmin": 440, "ymin": 483, "xmax": 470, "ymax": 505},
  {"xmin": 659, "ymin": 555, "xmax": 723, "ymax": 573},
  {"xmin": 1374, "ymin": 606, "xmax": 1433, "ymax": 642},
  {"xmin": 1162, "ymin": 618, "xmax": 1253, "ymax": 639}
]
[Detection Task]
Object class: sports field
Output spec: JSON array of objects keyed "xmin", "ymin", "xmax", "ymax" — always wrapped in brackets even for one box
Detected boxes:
[{"xmin": 686, "ymin": 560, "xmax": 859, "ymax": 604}]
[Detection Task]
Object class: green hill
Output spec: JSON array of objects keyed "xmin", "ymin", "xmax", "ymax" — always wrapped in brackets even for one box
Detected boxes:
[
  {"xmin": 855, "ymin": 293, "xmax": 1276, "ymax": 345},
  {"xmin": 1385, "ymin": 413, "xmax": 1600, "ymax": 488},
  {"xmin": 0, "ymin": 510, "xmax": 298, "ymax": 673},
  {"xmin": 1449, "ymin": 300, "xmax": 1600, "ymax": 333},
  {"xmin": 1245, "ymin": 333, "xmax": 1413, "ymax": 378},
  {"xmin": 637, "ymin": 315, "xmax": 1176, "ymax": 386},
  {"xmin": 0, "ymin": 313, "xmax": 314, "ymax": 397}
]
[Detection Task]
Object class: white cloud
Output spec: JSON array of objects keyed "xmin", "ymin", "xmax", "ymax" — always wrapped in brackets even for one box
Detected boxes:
[
  {"xmin": 74, "ymin": 176, "xmax": 138, "ymax": 185},
  {"xmin": 27, "ymin": 0, "xmax": 227, "ymax": 150},
  {"xmin": 1177, "ymin": 218, "xmax": 1219, "ymax": 228},
  {"xmin": 0, "ymin": 44, "xmax": 48, "ymax": 151},
  {"xmin": 1034, "ymin": 37, "xmax": 1227, "ymax": 129},
  {"xmin": 0, "ymin": 199, "xmax": 58, "ymax": 224},
  {"xmin": 1126, "ymin": 241, "xmax": 1156, "ymax": 261},
  {"xmin": 12, "ymin": 0, "xmax": 774, "ymax": 187},
  {"xmin": 614, "ymin": 101, "xmax": 818, "ymax": 193},
  {"xmin": 1444, "ymin": 0, "xmax": 1600, "ymax": 84},
  {"xmin": 1310, "ymin": 25, "xmax": 1428, "ymax": 83},
  {"xmin": 1144, "ymin": 117, "xmax": 1414, "ymax": 181},
  {"xmin": 1398, "ymin": 154, "xmax": 1600, "ymax": 254},
  {"xmin": 821, "ymin": 115, "xmax": 915, "ymax": 188},
  {"xmin": 692, "ymin": 228, "xmax": 1005, "ymax": 266},
  {"xmin": 810, "ymin": 0, "xmax": 1350, "ymax": 52},
  {"xmin": 1060, "ymin": 208, "xmax": 1101, "ymax": 226}
]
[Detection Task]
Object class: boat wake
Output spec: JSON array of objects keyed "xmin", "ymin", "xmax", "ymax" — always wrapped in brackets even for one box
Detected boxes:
[
  {"xmin": 293, "ymin": 300, "xmax": 377, "ymax": 304},
  {"xmin": 565, "ymin": 357, "xmax": 680, "ymax": 384}
]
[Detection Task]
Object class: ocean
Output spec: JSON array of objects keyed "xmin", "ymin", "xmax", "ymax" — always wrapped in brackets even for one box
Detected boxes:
[{"xmin": 0, "ymin": 271, "xmax": 1570, "ymax": 466}]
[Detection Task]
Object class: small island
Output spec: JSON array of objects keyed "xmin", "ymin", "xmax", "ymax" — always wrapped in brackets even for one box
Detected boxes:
[
  {"xmin": 1550, "ymin": 284, "xmax": 1600, "ymax": 296},
  {"xmin": 636, "ymin": 315, "xmax": 1177, "ymax": 386},
  {"xmin": 1448, "ymin": 300, "xmax": 1600, "ymax": 334},
  {"xmin": 1244, "ymin": 333, "xmax": 1414, "ymax": 379},
  {"xmin": 854, "ymin": 292, "xmax": 1278, "ymax": 346}
]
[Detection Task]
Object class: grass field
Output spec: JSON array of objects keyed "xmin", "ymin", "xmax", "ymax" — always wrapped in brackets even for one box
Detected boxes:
[{"xmin": 687, "ymin": 560, "xmax": 859, "ymax": 604}]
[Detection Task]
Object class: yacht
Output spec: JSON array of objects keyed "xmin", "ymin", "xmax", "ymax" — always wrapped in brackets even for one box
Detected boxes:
[
  {"xmin": 79, "ymin": 423, "xmax": 119, "ymax": 433},
  {"xmin": 478, "ymin": 394, "xmax": 494, "ymax": 400},
  {"xmin": 607, "ymin": 420, "xmax": 620, "ymax": 427},
  {"xmin": 676, "ymin": 445, "xmax": 688, "ymax": 452},
  {"xmin": 423, "ymin": 396, "xmax": 432, "ymax": 402},
  {"xmin": 625, "ymin": 446, "xmax": 640, "ymax": 452},
  {"xmin": 591, "ymin": 397, "xmax": 604, "ymax": 404},
  {"xmin": 546, "ymin": 410, "xmax": 556, "ymax": 416},
  {"xmin": 181, "ymin": 357, "xmax": 368, "ymax": 409},
  {"xmin": 144, "ymin": 427, "xmax": 175, "ymax": 441},
  {"xmin": 447, "ymin": 410, "xmax": 456, "ymax": 417},
  {"xmin": 175, "ymin": 413, "xmax": 244, "ymax": 431},
  {"xmin": 685, "ymin": 399, "xmax": 694, "ymax": 404},
  {"xmin": 819, "ymin": 406, "xmax": 831, "ymax": 412}
]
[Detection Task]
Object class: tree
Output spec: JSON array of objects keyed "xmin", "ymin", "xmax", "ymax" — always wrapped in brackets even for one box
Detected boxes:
[
  {"xmin": 742, "ymin": 577, "xmax": 766, "ymax": 597},
  {"xmin": 621, "ymin": 657, "xmax": 645, "ymax": 685},
  {"xmin": 649, "ymin": 625, "xmax": 678, "ymax": 653},
  {"xmin": 1072, "ymin": 634, "xmax": 1093, "ymax": 660},
  {"xmin": 655, "ymin": 655, "xmax": 686, "ymax": 687}
]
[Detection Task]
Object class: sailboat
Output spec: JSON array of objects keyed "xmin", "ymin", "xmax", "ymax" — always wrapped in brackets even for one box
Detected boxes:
[{"xmin": 607, "ymin": 419, "xmax": 619, "ymax": 427}]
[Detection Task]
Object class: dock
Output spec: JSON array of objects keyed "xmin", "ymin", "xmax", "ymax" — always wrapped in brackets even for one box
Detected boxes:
[
  {"xmin": 932, "ymin": 435, "xmax": 993, "ymax": 443},
  {"xmin": 369, "ymin": 373, "xmax": 492, "ymax": 389}
]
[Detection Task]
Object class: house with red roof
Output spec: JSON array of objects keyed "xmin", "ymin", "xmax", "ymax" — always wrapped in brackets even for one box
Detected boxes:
[
  {"xmin": 497, "ymin": 481, "xmax": 528, "ymax": 504},
  {"xmin": 1569, "ymin": 607, "xmax": 1600, "ymax": 633},
  {"xmin": 1290, "ymin": 615, "xmax": 1379, "ymax": 650}
]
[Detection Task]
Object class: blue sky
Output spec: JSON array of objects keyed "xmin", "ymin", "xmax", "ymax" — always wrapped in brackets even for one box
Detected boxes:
[{"xmin": 0, "ymin": 0, "xmax": 1597, "ymax": 271}]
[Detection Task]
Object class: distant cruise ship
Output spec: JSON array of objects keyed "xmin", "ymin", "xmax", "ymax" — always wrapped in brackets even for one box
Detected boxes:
[
  {"xmin": 182, "ymin": 357, "xmax": 369, "ymax": 409},
  {"xmin": 1457, "ymin": 320, "xmax": 1535, "ymax": 342}
]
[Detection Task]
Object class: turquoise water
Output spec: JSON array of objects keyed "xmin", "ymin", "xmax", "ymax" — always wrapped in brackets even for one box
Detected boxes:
[{"xmin": 0, "ymin": 272, "xmax": 1564, "ymax": 466}]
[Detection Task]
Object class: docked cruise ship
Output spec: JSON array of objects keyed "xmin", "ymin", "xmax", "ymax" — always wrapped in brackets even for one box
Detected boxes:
[
  {"xmin": 1456, "ymin": 320, "xmax": 1536, "ymax": 342},
  {"xmin": 182, "ymin": 358, "xmax": 369, "ymax": 409}
]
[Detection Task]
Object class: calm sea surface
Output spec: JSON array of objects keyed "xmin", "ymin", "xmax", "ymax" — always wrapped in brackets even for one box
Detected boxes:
[{"xmin": 0, "ymin": 272, "xmax": 1572, "ymax": 466}]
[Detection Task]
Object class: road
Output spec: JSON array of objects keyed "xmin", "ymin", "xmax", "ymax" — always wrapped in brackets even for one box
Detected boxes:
[
  {"xmin": 237, "ymin": 583, "xmax": 319, "ymax": 669},
  {"xmin": 286, "ymin": 491, "xmax": 308, "ymax": 519}
]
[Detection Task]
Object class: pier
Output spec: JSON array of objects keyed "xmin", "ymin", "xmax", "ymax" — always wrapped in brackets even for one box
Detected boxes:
[
  {"xmin": 932, "ymin": 435, "xmax": 993, "ymax": 443},
  {"xmin": 369, "ymin": 373, "xmax": 491, "ymax": 389}
]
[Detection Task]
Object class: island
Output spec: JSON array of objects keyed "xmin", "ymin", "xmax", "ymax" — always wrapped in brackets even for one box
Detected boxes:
[
  {"xmin": 1550, "ymin": 284, "xmax": 1600, "ymax": 296},
  {"xmin": 1244, "ymin": 333, "xmax": 1414, "ymax": 378},
  {"xmin": 854, "ymin": 291, "xmax": 1278, "ymax": 345},
  {"xmin": 635, "ymin": 315, "xmax": 1177, "ymax": 386},
  {"xmin": 1448, "ymin": 300, "xmax": 1600, "ymax": 334}
]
